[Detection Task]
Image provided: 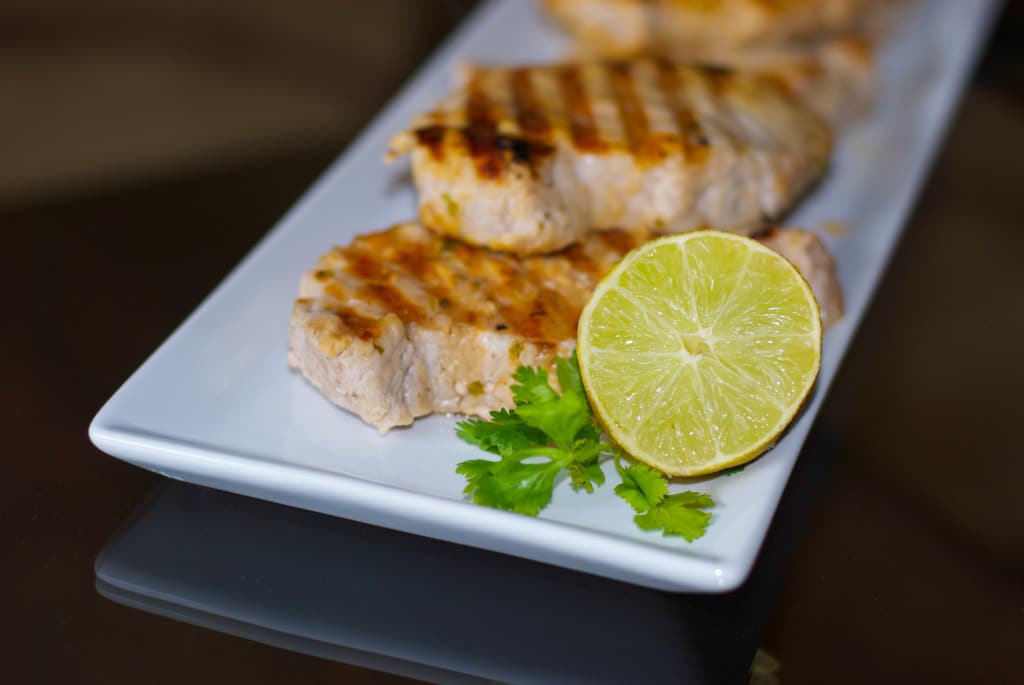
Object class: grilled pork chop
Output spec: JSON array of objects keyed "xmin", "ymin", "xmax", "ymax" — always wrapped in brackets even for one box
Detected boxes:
[
  {"xmin": 540, "ymin": 0, "xmax": 878, "ymax": 61},
  {"xmin": 289, "ymin": 223, "xmax": 842, "ymax": 432},
  {"xmin": 387, "ymin": 60, "xmax": 831, "ymax": 255}
]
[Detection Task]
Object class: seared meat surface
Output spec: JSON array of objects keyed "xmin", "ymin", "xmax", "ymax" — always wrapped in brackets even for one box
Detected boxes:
[
  {"xmin": 720, "ymin": 36, "xmax": 875, "ymax": 129},
  {"xmin": 289, "ymin": 223, "xmax": 842, "ymax": 432},
  {"xmin": 540, "ymin": 0, "xmax": 879, "ymax": 61},
  {"xmin": 757, "ymin": 225, "xmax": 843, "ymax": 327},
  {"xmin": 388, "ymin": 60, "xmax": 831, "ymax": 255}
]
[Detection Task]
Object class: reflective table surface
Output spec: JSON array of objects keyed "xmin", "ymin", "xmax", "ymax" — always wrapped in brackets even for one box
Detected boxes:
[
  {"xmin": 5, "ymin": 2, "xmax": 1023, "ymax": 683},
  {"xmin": 94, "ymin": 434, "xmax": 836, "ymax": 685}
]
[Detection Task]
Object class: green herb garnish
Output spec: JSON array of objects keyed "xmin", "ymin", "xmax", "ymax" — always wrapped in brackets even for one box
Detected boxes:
[
  {"xmin": 456, "ymin": 355, "xmax": 714, "ymax": 540},
  {"xmin": 616, "ymin": 460, "xmax": 713, "ymax": 541}
]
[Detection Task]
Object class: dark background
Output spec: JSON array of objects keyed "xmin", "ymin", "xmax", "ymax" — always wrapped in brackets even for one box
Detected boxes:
[{"xmin": 3, "ymin": 1, "xmax": 1022, "ymax": 682}]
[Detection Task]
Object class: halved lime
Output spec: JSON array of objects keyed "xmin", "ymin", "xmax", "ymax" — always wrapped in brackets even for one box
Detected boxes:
[{"xmin": 577, "ymin": 231, "xmax": 822, "ymax": 476}]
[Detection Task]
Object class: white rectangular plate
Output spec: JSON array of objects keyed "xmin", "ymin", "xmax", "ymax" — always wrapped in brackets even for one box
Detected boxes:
[{"xmin": 90, "ymin": 0, "xmax": 1000, "ymax": 592}]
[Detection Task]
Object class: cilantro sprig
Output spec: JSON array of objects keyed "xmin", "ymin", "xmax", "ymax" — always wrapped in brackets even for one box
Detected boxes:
[
  {"xmin": 615, "ymin": 460, "xmax": 713, "ymax": 542},
  {"xmin": 456, "ymin": 356, "xmax": 606, "ymax": 515},
  {"xmin": 455, "ymin": 354, "xmax": 714, "ymax": 541}
]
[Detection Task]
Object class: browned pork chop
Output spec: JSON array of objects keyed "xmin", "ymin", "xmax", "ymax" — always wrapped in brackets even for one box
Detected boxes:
[
  {"xmin": 539, "ymin": 0, "xmax": 879, "ymax": 61},
  {"xmin": 289, "ymin": 223, "xmax": 842, "ymax": 432},
  {"xmin": 387, "ymin": 60, "xmax": 831, "ymax": 256}
]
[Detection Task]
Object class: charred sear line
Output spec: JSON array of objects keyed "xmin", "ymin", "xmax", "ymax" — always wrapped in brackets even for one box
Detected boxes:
[
  {"xmin": 605, "ymin": 61, "xmax": 656, "ymax": 162},
  {"xmin": 496, "ymin": 297, "xmax": 549, "ymax": 342},
  {"xmin": 333, "ymin": 307, "xmax": 381, "ymax": 342},
  {"xmin": 388, "ymin": 243, "xmax": 434, "ymax": 283},
  {"xmin": 463, "ymin": 73, "xmax": 507, "ymax": 179},
  {"xmin": 320, "ymin": 284, "xmax": 382, "ymax": 342},
  {"xmin": 597, "ymin": 228, "xmax": 646, "ymax": 257},
  {"xmin": 533, "ymin": 287, "xmax": 578, "ymax": 341},
  {"xmin": 560, "ymin": 243, "xmax": 601, "ymax": 279},
  {"xmin": 748, "ymin": 225, "xmax": 781, "ymax": 241},
  {"xmin": 391, "ymin": 247, "xmax": 463, "ymax": 316},
  {"xmin": 465, "ymin": 72, "xmax": 498, "ymax": 129},
  {"xmin": 344, "ymin": 248, "xmax": 389, "ymax": 281},
  {"xmin": 461, "ymin": 251, "xmax": 568, "ymax": 343},
  {"xmin": 363, "ymin": 282, "xmax": 425, "ymax": 324},
  {"xmin": 461, "ymin": 72, "xmax": 555, "ymax": 180},
  {"xmin": 495, "ymin": 134, "xmax": 551, "ymax": 168},
  {"xmin": 319, "ymin": 225, "xmax": 658, "ymax": 346},
  {"xmin": 508, "ymin": 68, "xmax": 551, "ymax": 139},
  {"xmin": 414, "ymin": 125, "xmax": 447, "ymax": 161},
  {"xmin": 337, "ymin": 245, "xmax": 430, "ymax": 324},
  {"xmin": 654, "ymin": 59, "xmax": 711, "ymax": 164},
  {"xmin": 461, "ymin": 128, "xmax": 554, "ymax": 180},
  {"xmin": 699, "ymin": 63, "xmax": 735, "ymax": 96},
  {"xmin": 413, "ymin": 124, "xmax": 552, "ymax": 179},
  {"xmin": 464, "ymin": 127, "xmax": 506, "ymax": 180},
  {"xmin": 355, "ymin": 238, "xmax": 477, "ymax": 325},
  {"xmin": 556, "ymin": 66, "xmax": 607, "ymax": 153}
]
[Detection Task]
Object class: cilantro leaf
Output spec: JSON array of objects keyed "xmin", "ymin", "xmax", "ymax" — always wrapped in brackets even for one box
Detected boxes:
[
  {"xmin": 510, "ymin": 366, "xmax": 559, "ymax": 406},
  {"xmin": 612, "ymin": 459, "xmax": 714, "ymax": 541},
  {"xmin": 555, "ymin": 354, "xmax": 589, "ymax": 407},
  {"xmin": 614, "ymin": 460, "xmax": 668, "ymax": 513},
  {"xmin": 511, "ymin": 359, "xmax": 592, "ymax": 451},
  {"xmin": 722, "ymin": 464, "xmax": 747, "ymax": 477},
  {"xmin": 455, "ymin": 458, "xmax": 497, "ymax": 493},
  {"xmin": 457, "ymin": 448, "xmax": 572, "ymax": 516},
  {"xmin": 568, "ymin": 455, "xmax": 606, "ymax": 493},
  {"xmin": 456, "ymin": 409, "xmax": 546, "ymax": 457},
  {"xmin": 634, "ymin": 491, "xmax": 714, "ymax": 542}
]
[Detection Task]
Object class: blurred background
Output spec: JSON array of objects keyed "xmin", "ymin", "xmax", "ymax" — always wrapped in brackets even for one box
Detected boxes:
[
  {"xmin": 1, "ymin": 0, "xmax": 476, "ymax": 207},
  {"xmin": 2, "ymin": 1, "xmax": 1023, "ymax": 209},
  {"xmin": 3, "ymin": 1, "xmax": 1022, "ymax": 683}
]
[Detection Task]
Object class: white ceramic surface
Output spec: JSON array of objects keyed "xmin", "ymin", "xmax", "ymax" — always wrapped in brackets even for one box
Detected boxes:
[{"xmin": 90, "ymin": 0, "xmax": 1000, "ymax": 592}]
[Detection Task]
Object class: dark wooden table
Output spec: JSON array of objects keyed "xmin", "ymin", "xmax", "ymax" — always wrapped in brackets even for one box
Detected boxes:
[{"xmin": 4, "ymin": 5, "xmax": 1022, "ymax": 684}]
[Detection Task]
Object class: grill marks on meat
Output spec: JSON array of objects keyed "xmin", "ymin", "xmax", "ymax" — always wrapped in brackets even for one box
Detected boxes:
[
  {"xmin": 387, "ymin": 60, "xmax": 832, "ymax": 255},
  {"xmin": 540, "ymin": 0, "xmax": 879, "ymax": 61},
  {"xmin": 401, "ymin": 61, "xmax": 734, "ymax": 175},
  {"xmin": 743, "ymin": 35, "xmax": 876, "ymax": 128},
  {"xmin": 289, "ymin": 4, "xmax": 868, "ymax": 434},
  {"xmin": 654, "ymin": 59, "xmax": 712, "ymax": 164},
  {"xmin": 606, "ymin": 61, "xmax": 659, "ymax": 161},
  {"xmin": 539, "ymin": 0, "xmax": 892, "ymax": 129},
  {"xmin": 289, "ymin": 223, "xmax": 843, "ymax": 432},
  {"xmin": 509, "ymin": 67, "xmax": 552, "ymax": 138},
  {"xmin": 556, "ymin": 65, "xmax": 608, "ymax": 154}
]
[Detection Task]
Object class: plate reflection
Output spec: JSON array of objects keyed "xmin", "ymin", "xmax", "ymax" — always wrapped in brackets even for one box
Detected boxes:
[{"xmin": 94, "ymin": 431, "xmax": 836, "ymax": 684}]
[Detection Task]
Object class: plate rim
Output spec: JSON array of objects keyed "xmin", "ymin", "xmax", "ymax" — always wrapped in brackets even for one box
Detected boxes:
[{"xmin": 89, "ymin": 419, "xmax": 749, "ymax": 592}]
